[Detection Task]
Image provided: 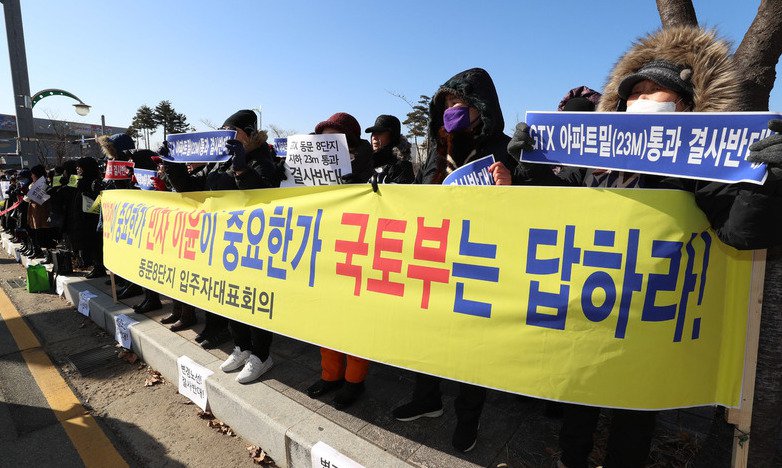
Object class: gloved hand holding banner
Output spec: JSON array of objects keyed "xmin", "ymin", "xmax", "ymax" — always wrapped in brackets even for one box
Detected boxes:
[{"xmin": 522, "ymin": 111, "xmax": 782, "ymax": 184}]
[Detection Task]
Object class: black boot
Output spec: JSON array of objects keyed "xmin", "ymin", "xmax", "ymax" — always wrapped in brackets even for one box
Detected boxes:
[
  {"xmin": 85, "ymin": 265, "xmax": 107, "ymax": 278},
  {"xmin": 333, "ymin": 381, "xmax": 365, "ymax": 409},
  {"xmin": 21, "ymin": 240, "xmax": 34, "ymax": 256},
  {"xmin": 135, "ymin": 289, "xmax": 162, "ymax": 313},
  {"xmin": 170, "ymin": 304, "xmax": 197, "ymax": 332},
  {"xmin": 132, "ymin": 288, "xmax": 153, "ymax": 312},
  {"xmin": 107, "ymin": 276, "xmax": 128, "ymax": 287},
  {"xmin": 161, "ymin": 301, "xmax": 183, "ymax": 324},
  {"xmin": 200, "ymin": 327, "xmax": 231, "ymax": 349},
  {"xmin": 116, "ymin": 282, "xmax": 143, "ymax": 299},
  {"xmin": 306, "ymin": 379, "xmax": 344, "ymax": 398}
]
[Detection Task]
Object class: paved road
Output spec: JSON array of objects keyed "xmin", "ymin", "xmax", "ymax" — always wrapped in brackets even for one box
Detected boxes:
[
  {"xmin": 0, "ymin": 257, "xmax": 264, "ymax": 468},
  {"xmin": 0, "ymin": 283, "xmax": 125, "ymax": 467}
]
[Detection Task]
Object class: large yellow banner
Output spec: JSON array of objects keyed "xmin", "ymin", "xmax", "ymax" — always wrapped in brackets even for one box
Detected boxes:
[{"xmin": 102, "ymin": 185, "xmax": 752, "ymax": 410}]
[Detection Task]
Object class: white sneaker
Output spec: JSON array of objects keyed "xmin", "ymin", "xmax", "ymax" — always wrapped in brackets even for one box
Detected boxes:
[
  {"xmin": 236, "ymin": 355, "xmax": 273, "ymax": 384},
  {"xmin": 220, "ymin": 347, "xmax": 251, "ymax": 372}
]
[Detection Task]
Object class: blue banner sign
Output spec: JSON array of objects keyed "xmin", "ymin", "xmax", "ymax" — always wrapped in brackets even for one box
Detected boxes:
[
  {"xmin": 442, "ymin": 155, "xmax": 496, "ymax": 186},
  {"xmin": 134, "ymin": 168, "xmax": 157, "ymax": 190},
  {"xmin": 164, "ymin": 130, "xmax": 237, "ymax": 163},
  {"xmin": 274, "ymin": 138, "xmax": 287, "ymax": 158},
  {"xmin": 522, "ymin": 112, "xmax": 781, "ymax": 185}
]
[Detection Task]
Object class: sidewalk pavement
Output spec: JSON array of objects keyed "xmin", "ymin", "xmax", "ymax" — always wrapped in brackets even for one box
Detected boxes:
[{"xmin": 1, "ymin": 233, "xmax": 733, "ymax": 468}]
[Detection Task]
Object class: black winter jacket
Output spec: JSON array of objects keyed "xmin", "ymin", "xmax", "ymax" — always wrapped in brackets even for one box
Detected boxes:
[
  {"xmin": 513, "ymin": 164, "xmax": 782, "ymax": 250},
  {"xmin": 372, "ymin": 138, "xmax": 415, "ymax": 185}
]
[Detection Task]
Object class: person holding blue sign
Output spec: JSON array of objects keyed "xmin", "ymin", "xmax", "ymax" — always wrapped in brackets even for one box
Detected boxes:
[
  {"xmin": 164, "ymin": 109, "xmax": 281, "ymax": 383},
  {"xmin": 394, "ymin": 67, "xmax": 517, "ymax": 453},
  {"xmin": 506, "ymin": 25, "xmax": 782, "ymax": 468}
]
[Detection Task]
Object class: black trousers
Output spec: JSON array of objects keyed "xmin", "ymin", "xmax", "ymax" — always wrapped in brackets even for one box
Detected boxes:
[
  {"xmin": 228, "ymin": 321, "xmax": 272, "ymax": 361},
  {"xmin": 412, "ymin": 373, "xmax": 486, "ymax": 426},
  {"xmin": 92, "ymin": 231, "xmax": 104, "ymax": 268},
  {"xmin": 202, "ymin": 311, "xmax": 228, "ymax": 335},
  {"xmin": 559, "ymin": 404, "xmax": 656, "ymax": 468}
]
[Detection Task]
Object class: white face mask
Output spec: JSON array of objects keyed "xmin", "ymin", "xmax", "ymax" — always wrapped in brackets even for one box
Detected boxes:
[{"xmin": 625, "ymin": 99, "xmax": 676, "ymax": 113}]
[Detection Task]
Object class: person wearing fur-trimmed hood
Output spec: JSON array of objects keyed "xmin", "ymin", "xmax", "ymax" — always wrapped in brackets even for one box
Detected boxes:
[
  {"xmin": 598, "ymin": 26, "xmax": 782, "ymax": 251},
  {"xmin": 505, "ymin": 26, "xmax": 782, "ymax": 468}
]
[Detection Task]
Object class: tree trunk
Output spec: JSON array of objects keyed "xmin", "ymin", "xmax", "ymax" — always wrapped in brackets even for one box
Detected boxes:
[
  {"xmin": 749, "ymin": 247, "xmax": 782, "ymax": 466},
  {"xmin": 655, "ymin": 0, "xmax": 698, "ymax": 28},
  {"xmin": 732, "ymin": 0, "xmax": 782, "ymax": 112},
  {"xmin": 655, "ymin": 0, "xmax": 782, "ymax": 463},
  {"xmin": 731, "ymin": 2, "xmax": 782, "ymax": 465}
]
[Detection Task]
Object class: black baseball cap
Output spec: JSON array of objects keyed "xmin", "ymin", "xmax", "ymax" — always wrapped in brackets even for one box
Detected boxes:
[{"xmin": 365, "ymin": 114, "xmax": 401, "ymax": 138}]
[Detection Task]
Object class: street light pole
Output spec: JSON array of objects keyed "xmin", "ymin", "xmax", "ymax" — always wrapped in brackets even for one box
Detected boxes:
[
  {"xmin": 2, "ymin": 0, "xmax": 35, "ymax": 168},
  {"xmin": 253, "ymin": 105, "xmax": 262, "ymax": 131}
]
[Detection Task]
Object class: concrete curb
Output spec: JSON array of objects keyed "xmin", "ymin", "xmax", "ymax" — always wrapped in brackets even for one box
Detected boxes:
[{"xmin": 1, "ymin": 233, "xmax": 412, "ymax": 468}]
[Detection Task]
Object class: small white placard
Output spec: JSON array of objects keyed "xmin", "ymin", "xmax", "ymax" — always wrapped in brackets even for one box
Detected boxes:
[
  {"xmin": 77, "ymin": 290, "xmax": 97, "ymax": 316},
  {"xmin": 177, "ymin": 356, "xmax": 214, "ymax": 411},
  {"xmin": 25, "ymin": 177, "xmax": 50, "ymax": 205},
  {"xmin": 55, "ymin": 275, "xmax": 67, "ymax": 296},
  {"xmin": 114, "ymin": 314, "xmax": 138, "ymax": 349},
  {"xmin": 281, "ymin": 134, "xmax": 352, "ymax": 187},
  {"xmin": 310, "ymin": 441, "xmax": 364, "ymax": 468}
]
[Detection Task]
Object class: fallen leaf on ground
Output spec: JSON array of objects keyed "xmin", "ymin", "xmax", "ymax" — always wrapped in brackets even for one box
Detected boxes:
[
  {"xmin": 144, "ymin": 370, "xmax": 163, "ymax": 387},
  {"xmin": 247, "ymin": 445, "xmax": 275, "ymax": 465},
  {"xmin": 197, "ymin": 410, "xmax": 215, "ymax": 420},
  {"xmin": 207, "ymin": 419, "xmax": 236, "ymax": 436},
  {"xmin": 118, "ymin": 350, "xmax": 139, "ymax": 364}
]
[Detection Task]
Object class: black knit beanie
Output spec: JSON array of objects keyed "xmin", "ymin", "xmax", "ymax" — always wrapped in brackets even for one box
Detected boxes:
[{"xmin": 222, "ymin": 110, "xmax": 257, "ymax": 136}]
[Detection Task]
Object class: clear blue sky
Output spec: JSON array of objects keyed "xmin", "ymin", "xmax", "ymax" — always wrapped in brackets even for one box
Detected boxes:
[{"xmin": 2, "ymin": 0, "xmax": 780, "ymax": 147}]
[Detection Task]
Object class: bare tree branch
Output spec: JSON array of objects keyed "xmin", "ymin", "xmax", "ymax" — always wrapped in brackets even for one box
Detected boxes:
[
  {"xmin": 200, "ymin": 118, "xmax": 217, "ymax": 130},
  {"xmin": 386, "ymin": 90, "xmax": 417, "ymax": 109},
  {"xmin": 265, "ymin": 124, "xmax": 297, "ymax": 138},
  {"xmin": 656, "ymin": 0, "xmax": 698, "ymax": 28},
  {"xmin": 732, "ymin": 0, "xmax": 782, "ymax": 111}
]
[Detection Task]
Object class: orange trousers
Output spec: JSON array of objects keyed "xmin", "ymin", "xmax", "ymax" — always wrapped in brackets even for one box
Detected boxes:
[{"xmin": 320, "ymin": 348, "xmax": 369, "ymax": 383}]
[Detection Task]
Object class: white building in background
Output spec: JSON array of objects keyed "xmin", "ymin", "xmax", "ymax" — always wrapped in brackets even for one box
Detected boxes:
[{"xmin": 0, "ymin": 113, "xmax": 126, "ymax": 168}]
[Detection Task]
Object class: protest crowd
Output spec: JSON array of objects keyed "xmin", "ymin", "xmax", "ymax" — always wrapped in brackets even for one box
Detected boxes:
[{"xmin": 2, "ymin": 25, "xmax": 782, "ymax": 467}]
